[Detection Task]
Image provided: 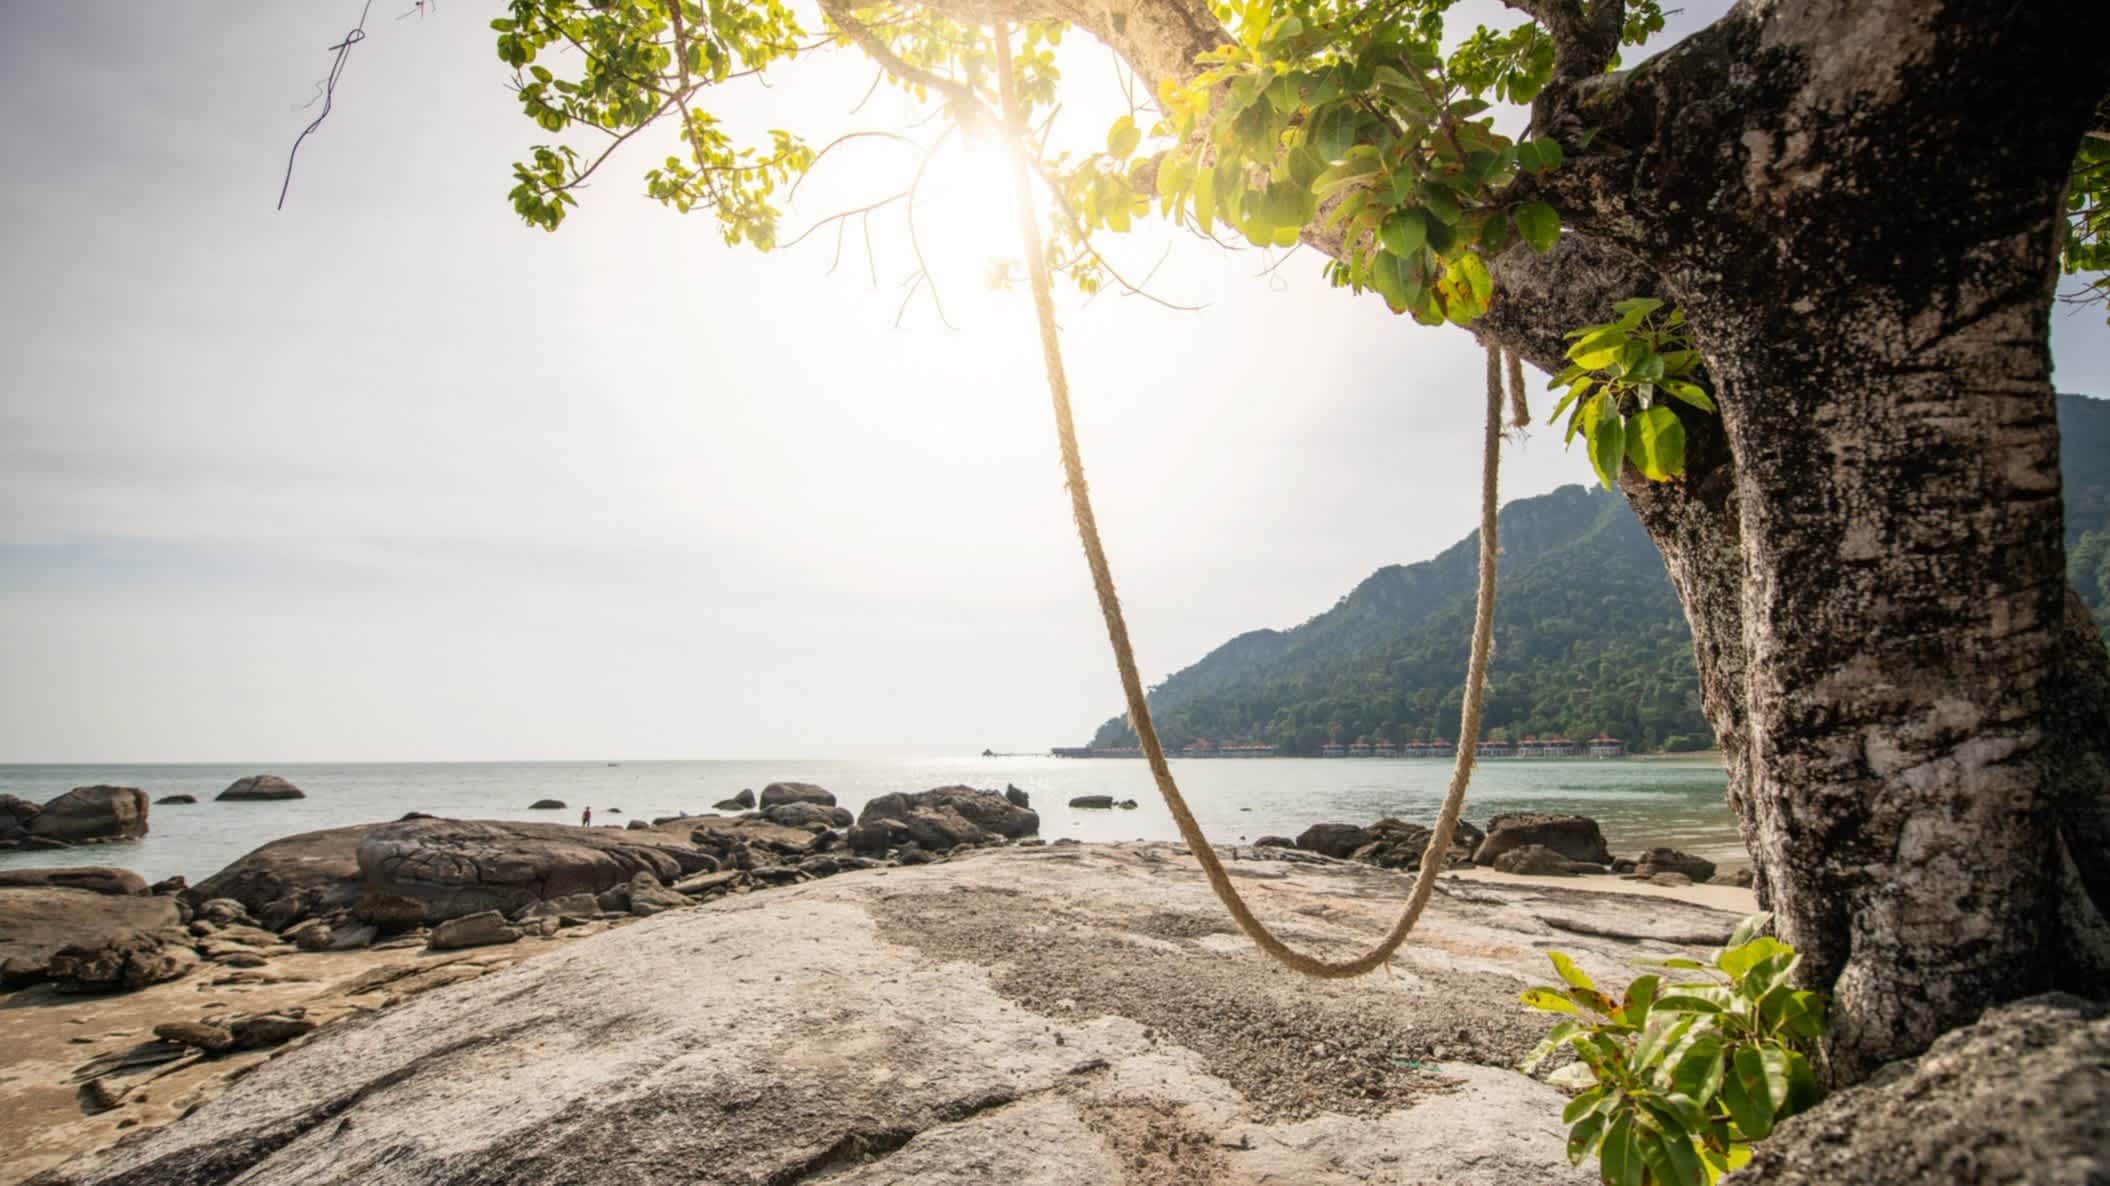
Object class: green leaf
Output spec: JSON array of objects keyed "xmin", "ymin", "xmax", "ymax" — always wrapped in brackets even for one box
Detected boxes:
[
  {"xmin": 1567, "ymin": 1110, "xmax": 1609, "ymax": 1165},
  {"xmin": 1635, "ymin": 1117, "xmax": 1707, "ymax": 1186},
  {"xmin": 1601, "ymin": 1116, "xmax": 1644, "ymax": 1186},
  {"xmin": 1312, "ymin": 105, "xmax": 1357, "ymax": 163},
  {"xmin": 1419, "ymin": 182, "xmax": 1462, "ymax": 225},
  {"xmin": 1727, "ymin": 913, "xmax": 1773, "ymax": 949},
  {"xmin": 1549, "ymin": 951, "xmax": 1597, "ymax": 993},
  {"xmin": 1523, "ymin": 986, "xmax": 1581, "ymax": 1014},
  {"xmin": 1660, "ymin": 380, "xmax": 1717, "ymax": 412},
  {"xmin": 1515, "ymin": 201, "xmax": 1560, "ymax": 254},
  {"xmin": 1718, "ymin": 936, "xmax": 1793, "ymax": 980},
  {"xmin": 1583, "ymin": 395, "xmax": 1625, "ymax": 489},
  {"xmin": 1620, "ymin": 974, "xmax": 1661, "ymax": 1025},
  {"xmin": 1564, "ymin": 1086, "xmax": 1609, "ymax": 1125},
  {"xmin": 1107, "ymin": 115, "xmax": 1141, "ymax": 160},
  {"xmin": 1381, "ymin": 208, "xmax": 1428, "ymax": 257},
  {"xmin": 1668, "ymin": 1036, "xmax": 1725, "ymax": 1104},
  {"xmin": 1625, "ymin": 406, "xmax": 1686, "ymax": 481},
  {"xmin": 1650, "ymin": 993, "xmax": 1725, "ymax": 1015},
  {"xmin": 1723, "ymin": 1047, "xmax": 1776, "ymax": 1139}
]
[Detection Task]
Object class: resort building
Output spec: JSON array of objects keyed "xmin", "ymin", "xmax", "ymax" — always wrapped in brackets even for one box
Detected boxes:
[
  {"xmin": 1348, "ymin": 740, "xmax": 1373, "ymax": 757},
  {"xmin": 1588, "ymin": 733, "xmax": 1627, "ymax": 758},
  {"xmin": 1321, "ymin": 742, "xmax": 1346, "ymax": 758},
  {"xmin": 1475, "ymin": 738, "xmax": 1516, "ymax": 759},
  {"xmin": 1372, "ymin": 740, "xmax": 1398, "ymax": 757}
]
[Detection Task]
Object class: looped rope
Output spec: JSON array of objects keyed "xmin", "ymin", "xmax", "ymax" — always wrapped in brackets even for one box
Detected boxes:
[{"xmin": 993, "ymin": 22, "xmax": 1506, "ymax": 978}]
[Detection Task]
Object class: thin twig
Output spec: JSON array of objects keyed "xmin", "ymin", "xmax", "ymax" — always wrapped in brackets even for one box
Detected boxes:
[{"xmin": 278, "ymin": 0, "xmax": 375, "ymax": 210}]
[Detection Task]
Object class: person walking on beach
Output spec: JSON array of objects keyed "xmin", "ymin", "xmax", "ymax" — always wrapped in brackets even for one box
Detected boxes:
[{"xmin": 581, "ymin": 806, "xmax": 592, "ymax": 828}]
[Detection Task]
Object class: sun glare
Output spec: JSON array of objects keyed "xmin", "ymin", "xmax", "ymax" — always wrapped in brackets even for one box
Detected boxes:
[{"xmin": 913, "ymin": 133, "xmax": 1032, "ymax": 307}]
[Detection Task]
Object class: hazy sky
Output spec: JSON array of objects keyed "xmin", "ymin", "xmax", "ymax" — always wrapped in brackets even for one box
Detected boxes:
[{"xmin": 2, "ymin": 3, "xmax": 2105, "ymax": 761}]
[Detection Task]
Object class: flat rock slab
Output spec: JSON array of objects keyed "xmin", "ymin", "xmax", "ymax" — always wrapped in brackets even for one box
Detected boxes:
[{"xmin": 32, "ymin": 845, "xmax": 1746, "ymax": 1186}]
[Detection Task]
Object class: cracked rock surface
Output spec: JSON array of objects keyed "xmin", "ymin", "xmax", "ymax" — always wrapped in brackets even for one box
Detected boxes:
[{"xmin": 29, "ymin": 843, "xmax": 1747, "ymax": 1186}]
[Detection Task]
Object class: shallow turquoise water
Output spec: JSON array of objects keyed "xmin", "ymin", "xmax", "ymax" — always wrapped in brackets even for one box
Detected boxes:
[{"xmin": 0, "ymin": 755, "xmax": 1742, "ymax": 883}]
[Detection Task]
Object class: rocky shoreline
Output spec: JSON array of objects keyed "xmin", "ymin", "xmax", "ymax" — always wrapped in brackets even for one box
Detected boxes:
[{"xmin": 4, "ymin": 781, "xmax": 2093, "ymax": 1185}]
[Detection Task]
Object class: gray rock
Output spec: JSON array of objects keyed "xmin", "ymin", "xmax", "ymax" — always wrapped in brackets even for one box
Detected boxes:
[
  {"xmin": 0, "ymin": 888, "xmax": 187, "ymax": 989},
  {"xmin": 154, "ymin": 1020, "xmax": 236, "ymax": 1054},
  {"xmin": 712, "ymin": 790, "xmax": 756, "ymax": 811},
  {"xmin": 627, "ymin": 873, "xmax": 691, "ymax": 917},
  {"xmin": 198, "ymin": 898, "xmax": 257, "ymax": 927},
  {"xmin": 0, "ymin": 867, "xmax": 148, "ymax": 896},
  {"xmin": 857, "ymin": 787, "xmax": 1039, "ymax": 851},
  {"xmin": 26, "ymin": 786, "xmax": 150, "ymax": 846},
  {"xmin": 284, "ymin": 920, "xmax": 335, "ymax": 951},
  {"xmin": 1714, "ymin": 867, "xmax": 1756, "ymax": 887},
  {"xmin": 1004, "ymin": 784, "xmax": 1030, "ymax": 809},
  {"xmin": 1295, "ymin": 822, "xmax": 1374, "ymax": 859},
  {"xmin": 231, "ymin": 1013, "xmax": 318, "ymax": 1050},
  {"xmin": 428, "ymin": 911, "xmax": 520, "ymax": 951},
  {"xmin": 217, "ymin": 775, "xmax": 305, "ymax": 802},
  {"xmin": 528, "ymin": 799, "xmax": 567, "ymax": 810},
  {"xmin": 758, "ymin": 782, "xmax": 835, "ymax": 809},
  {"xmin": 353, "ymin": 818, "xmax": 721, "ymax": 923},
  {"xmin": 326, "ymin": 922, "xmax": 377, "ymax": 951},
  {"xmin": 188, "ymin": 826, "xmax": 373, "ymax": 929},
  {"xmin": 27, "ymin": 844, "xmax": 1687, "ymax": 1186},
  {"xmin": 1491, "ymin": 844, "xmax": 1599, "ymax": 876},
  {"xmin": 1728, "ymin": 994, "xmax": 2109, "ymax": 1186},
  {"xmin": 47, "ymin": 930, "xmax": 199, "ymax": 993},
  {"xmin": 1647, "ymin": 871, "xmax": 1693, "ymax": 887},
  {"xmin": 1633, "ymin": 848, "xmax": 1717, "ymax": 883},
  {"xmin": 762, "ymin": 802, "xmax": 855, "ymax": 830},
  {"xmin": 1254, "ymin": 836, "xmax": 1296, "ymax": 848},
  {"xmin": 627, "ymin": 818, "xmax": 653, "ymax": 830},
  {"xmin": 1473, "ymin": 813, "xmax": 1613, "ymax": 866},
  {"xmin": 0, "ymin": 793, "xmax": 41, "ymax": 847},
  {"xmin": 515, "ymin": 893, "xmax": 602, "ymax": 923},
  {"xmin": 1068, "ymin": 795, "xmax": 1115, "ymax": 810},
  {"xmin": 351, "ymin": 893, "xmax": 427, "ymax": 933},
  {"xmin": 671, "ymin": 870, "xmax": 747, "ymax": 897},
  {"xmin": 155, "ymin": 794, "xmax": 197, "ymax": 805}
]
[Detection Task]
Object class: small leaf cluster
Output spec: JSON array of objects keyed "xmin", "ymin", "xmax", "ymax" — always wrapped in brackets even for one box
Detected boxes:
[
  {"xmin": 1521, "ymin": 914, "xmax": 1828, "ymax": 1186},
  {"xmin": 1131, "ymin": 3, "xmax": 1570, "ymax": 324},
  {"xmin": 1546, "ymin": 298, "xmax": 1712, "ymax": 488},
  {"xmin": 492, "ymin": 0, "xmax": 813, "ymax": 244},
  {"xmin": 2061, "ymin": 134, "xmax": 2110, "ymax": 324}
]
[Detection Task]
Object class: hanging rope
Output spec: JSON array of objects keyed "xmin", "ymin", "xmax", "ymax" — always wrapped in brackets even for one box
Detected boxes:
[
  {"xmin": 1505, "ymin": 348, "xmax": 1530, "ymax": 430},
  {"xmin": 992, "ymin": 22, "xmax": 1507, "ymax": 978}
]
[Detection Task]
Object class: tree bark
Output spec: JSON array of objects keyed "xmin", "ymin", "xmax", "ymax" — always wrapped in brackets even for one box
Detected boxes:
[{"xmin": 908, "ymin": 0, "xmax": 2110, "ymax": 1077}]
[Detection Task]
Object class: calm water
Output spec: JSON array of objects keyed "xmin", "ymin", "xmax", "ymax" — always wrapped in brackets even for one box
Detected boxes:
[{"xmin": 0, "ymin": 756, "xmax": 1744, "ymax": 884}]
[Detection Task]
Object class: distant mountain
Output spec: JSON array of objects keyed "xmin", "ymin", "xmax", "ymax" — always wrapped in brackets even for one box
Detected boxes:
[{"xmin": 1087, "ymin": 394, "xmax": 2110, "ymax": 755}]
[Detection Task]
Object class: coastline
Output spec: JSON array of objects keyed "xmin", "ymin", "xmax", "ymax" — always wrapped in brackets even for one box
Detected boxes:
[{"xmin": 4, "ymin": 842, "xmax": 1755, "ymax": 1186}]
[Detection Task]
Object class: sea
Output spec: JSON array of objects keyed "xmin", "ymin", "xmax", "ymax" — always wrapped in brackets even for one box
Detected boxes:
[{"xmin": 0, "ymin": 756, "xmax": 1744, "ymax": 885}]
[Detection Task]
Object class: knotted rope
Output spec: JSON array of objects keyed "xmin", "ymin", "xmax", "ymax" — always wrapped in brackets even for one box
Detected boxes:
[{"xmin": 992, "ymin": 22, "xmax": 1506, "ymax": 978}]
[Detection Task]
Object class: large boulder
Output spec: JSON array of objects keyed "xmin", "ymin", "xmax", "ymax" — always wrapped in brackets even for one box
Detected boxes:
[
  {"xmin": 0, "ymin": 887, "xmax": 190, "ymax": 990},
  {"xmin": 758, "ymin": 782, "xmax": 836, "ymax": 809},
  {"xmin": 47, "ymin": 931, "xmax": 199, "ymax": 993},
  {"xmin": 856, "ymin": 787, "xmax": 1039, "ymax": 852},
  {"xmin": 0, "ymin": 794, "xmax": 40, "ymax": 847},
  {"xmin": 217, "ymin": 775, "xmax": 305, "ymax": 802},
  {"xmin": 713, "ymin": 789, "xmax": 757, "ymax": 811},
  {"xmin": 1633, "ymin": 848, "xmax": 1717, "ymax": 883},
  {"xmin": 1472, "ymin": 813, "xmax": 1612, "ymax": 867},
  {"xmin": 25, "ymin": 786, "xmax": 149, "ymax": 846},
  {"xmin": 427, "ymin": 911, "xmax": 519, "ymax": 951},
  {"xmin": 1491, "ymin": 844, "xmax": 1600, "ymax": 876},
  {"xmin": 155, "ymin": 794, "xmax": 197, "ymax": 805},
  {"xmin": 1728, "ymin": 994, "xmax": 2108, "ymax": 1186},
  {"xmin": 761, "ymin": 802, "xmax": 854, "ymax": 830},
  {"xmin": 1295, "ymin": 822, "xmax": 1375, "ymax": 859},
  {"xmin": 188, "ymin": 824, "xmax": 377, "ymax": 928},
  {"xmin": 0, "ymin": 867, "xmax": 148, "ymax": 896},
  {"xmin": 356, "ymin": 818, "xmax": 721, "ymax": 923}
]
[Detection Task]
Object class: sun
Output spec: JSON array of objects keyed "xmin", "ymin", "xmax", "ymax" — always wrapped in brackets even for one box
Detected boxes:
[{"xmin": 912, "ymin": 132, "xmax": 1032, "ymax": 301}]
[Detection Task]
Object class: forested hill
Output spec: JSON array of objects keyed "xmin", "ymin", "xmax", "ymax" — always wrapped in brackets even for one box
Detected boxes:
[{"xmin": 1088, "ymin": 394, "xmax": 2110, "ymax": 756}]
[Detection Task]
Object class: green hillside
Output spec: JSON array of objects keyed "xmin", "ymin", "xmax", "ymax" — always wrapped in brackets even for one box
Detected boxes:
[{"xmin": 1088, "ymin": 394, "xmax": 2110, "ymax": 755}]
